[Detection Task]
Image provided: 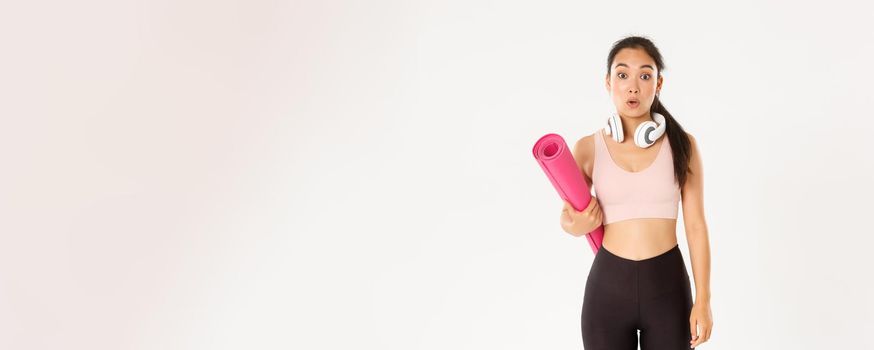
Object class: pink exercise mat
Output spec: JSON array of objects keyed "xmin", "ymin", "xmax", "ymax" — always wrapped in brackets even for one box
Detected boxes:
[{"xmin": 532, "ymin": 133, "xmax": 604, "ymax": 254}]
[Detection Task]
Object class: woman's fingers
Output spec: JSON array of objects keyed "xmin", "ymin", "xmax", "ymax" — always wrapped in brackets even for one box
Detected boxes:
[
  {"xmin": 702, "ymin": 325, "xmax": 713, "ymax": 343},
  {"xmin": 692, "ymin": 327, "xmax": 706, "ymax": 347},
  {"xmin": 584, "ymin": 197, "xmax": 596, "ymax": 211},
  {"xmin": 689, "ymin": 318, "xmax": 698, "ymax": 346},
  {"xmin": 691, "ymin": 323, "xmax": 709, "ymax": 347},
  {"xmin": 698, "ymin": 319, "xmax": 712, "ymax": 345},
  {"xmin": 566, "ymin": 199, "xmax": 603, "ymax": 229},
  {"xmin": 690, "ymin": 314, "xmax": 714, "ymax": 347},
  {"xmin": 563, "ymin": 200, "xmax": 575, "ymax": 215}
]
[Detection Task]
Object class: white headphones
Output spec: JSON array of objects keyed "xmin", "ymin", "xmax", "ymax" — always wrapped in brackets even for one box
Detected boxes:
[{"xmin": 604, "ymin": 112, "xmax": 667, "ymax": 148}]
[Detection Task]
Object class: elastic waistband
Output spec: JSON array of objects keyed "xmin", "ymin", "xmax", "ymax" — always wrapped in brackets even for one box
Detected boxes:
[{"xmin": 599, "ymin": 243, "xmax": 681, "ymax": 265}]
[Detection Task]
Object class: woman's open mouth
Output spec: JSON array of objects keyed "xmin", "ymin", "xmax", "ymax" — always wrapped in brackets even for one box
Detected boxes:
[{"xmin": 626, "ymin": 101, "xmax": 640, "ymax": 108}]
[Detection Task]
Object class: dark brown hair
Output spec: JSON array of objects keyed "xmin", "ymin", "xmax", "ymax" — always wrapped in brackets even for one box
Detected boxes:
[{"xmin": 606, "ymin": 35, "xmax": 692, "ymax": 189}]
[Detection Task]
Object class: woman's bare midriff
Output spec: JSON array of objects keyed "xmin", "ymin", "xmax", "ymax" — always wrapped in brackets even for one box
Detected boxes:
[{"xmin": 601, "ymin": 218, "xmax": 678, "ymax": 260}]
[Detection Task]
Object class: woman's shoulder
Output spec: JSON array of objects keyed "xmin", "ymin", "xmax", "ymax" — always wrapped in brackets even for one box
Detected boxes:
[
  {"xmin": 685, "ymin": 131, "xmax": 697, "ymax": 145},
  {"xmin": 571, "ymin": 129, "xmax": 602, "ymax": 181},
  {"xmin": 572, "ymin": 129, "xmax": 600, "ymax": 157}
]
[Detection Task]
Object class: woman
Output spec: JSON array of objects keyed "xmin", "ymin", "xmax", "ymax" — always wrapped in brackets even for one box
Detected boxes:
[{"xmin": 560, "ymin": 36, "xmax": 713, "ymax": 349}]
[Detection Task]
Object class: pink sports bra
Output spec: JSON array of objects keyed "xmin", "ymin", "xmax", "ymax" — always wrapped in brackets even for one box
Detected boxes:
[{"xmin": 592, "ymin": 129, "xmax": 681, "ymax": 225}]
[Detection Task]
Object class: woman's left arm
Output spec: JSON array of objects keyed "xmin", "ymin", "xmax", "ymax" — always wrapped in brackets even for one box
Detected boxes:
[{"xmin": 681, "ymin": 133, "xmax": 713, "ymax": 347}]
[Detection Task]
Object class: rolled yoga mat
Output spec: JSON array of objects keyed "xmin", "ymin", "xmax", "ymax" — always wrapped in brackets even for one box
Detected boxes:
[{"xmin": 532, "ymin": 133, "xmax": 604, "ymax": 254}]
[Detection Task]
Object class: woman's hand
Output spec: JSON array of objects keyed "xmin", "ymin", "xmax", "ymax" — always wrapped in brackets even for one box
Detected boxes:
[
  {"xmin": 559, "ymin": 197, "xmax": 602, "ymax": 236},
  {"xmin": 689, "ymin": 300, "xmax": 713, "ymax": 347}
]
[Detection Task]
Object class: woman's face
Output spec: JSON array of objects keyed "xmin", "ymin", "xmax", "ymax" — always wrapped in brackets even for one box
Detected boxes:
[{"xmin": 606, "ymin": 47, "xmax": 663, "ymax": 118}]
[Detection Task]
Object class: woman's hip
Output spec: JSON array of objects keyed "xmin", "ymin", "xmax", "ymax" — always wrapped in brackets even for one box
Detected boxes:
[{"xmin": 586, "ymin": 243, "xmax": 690, "ymax": 298}]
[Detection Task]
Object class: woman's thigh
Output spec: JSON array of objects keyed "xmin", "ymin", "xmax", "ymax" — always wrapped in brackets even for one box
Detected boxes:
[
  {"xmin": 581, "ymin": 247, "xmax": 639, "ymax": 350},
  {"xmin": 638, "ymin": 246, "xmax": 694, "ymax": 350}
]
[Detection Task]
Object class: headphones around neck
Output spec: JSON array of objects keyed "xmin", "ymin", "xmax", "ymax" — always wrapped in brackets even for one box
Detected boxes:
[{"xmin": 604, "ymin": 112, "xmax": 667, "ymax": 149}]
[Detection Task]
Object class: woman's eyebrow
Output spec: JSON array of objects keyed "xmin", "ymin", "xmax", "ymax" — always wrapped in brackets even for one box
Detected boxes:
[{"xmin": 614, "ymin": 63, "xmax": 654, "ymax": 70}]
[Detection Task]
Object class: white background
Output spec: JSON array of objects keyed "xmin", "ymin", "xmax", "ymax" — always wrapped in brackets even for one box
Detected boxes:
[{"xmin": 1, "ymin": 0, "xmax": 873, "ymax": 349}]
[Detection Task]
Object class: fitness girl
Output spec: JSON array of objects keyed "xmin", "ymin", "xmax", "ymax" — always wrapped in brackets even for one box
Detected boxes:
[{"xmin": 560, "ymin": 36, "xmax": 713, "ymax": 349}]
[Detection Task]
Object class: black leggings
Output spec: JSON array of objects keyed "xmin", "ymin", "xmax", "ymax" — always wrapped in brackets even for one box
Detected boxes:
[{"xmin": 581, "ymin": 243, "xmax": 694, "ymax": 350}]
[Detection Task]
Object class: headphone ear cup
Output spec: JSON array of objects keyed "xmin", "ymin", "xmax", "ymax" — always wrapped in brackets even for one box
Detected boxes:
[
  {"xmin": 634, "ymin": 121, "xmax": 658, "ymax": 148},
  {"xmin": 634, "ymin": 112, "xmax": 668, "ymax": 148},
  {"xmin": 607, "ymin": 113, "xmax": 624, "ymax": 143}
]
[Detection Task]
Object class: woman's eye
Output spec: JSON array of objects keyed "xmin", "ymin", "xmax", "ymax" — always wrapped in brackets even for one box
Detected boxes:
[
  {"xmin": 641, "ymin": 73, "xmax": 651, "ymax": 80},
  {"xmin": 618, "ymin": 72, "xmax": 627, "ymax": 79}
]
